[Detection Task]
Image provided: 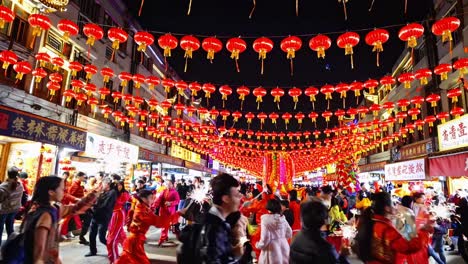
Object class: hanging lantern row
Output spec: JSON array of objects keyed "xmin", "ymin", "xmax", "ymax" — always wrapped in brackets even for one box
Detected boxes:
[{"xmin": 13, "ymin": 10, "xmax": 461, "ymax": 74}]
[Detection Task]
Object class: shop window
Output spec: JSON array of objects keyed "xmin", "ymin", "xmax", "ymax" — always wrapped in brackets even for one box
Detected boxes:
[
  {"xmin": 79, "ymin": 0, "xmax": 101, "ymax": 23},
  {"xmin": 33, "ymin": 67, "xmax": 67, "ymax": 105},
  {"xmin": 102, "ymin": 13, "xmax": 116, "ymax": 37},
  {"xmin": 45, "ymin": 32, "xmax": 72, "ymax": 60},
  {"xmin": 10, "ymin": 17, "xmax": 30, "ymax": 49},
  {"xmin": 0, "ymin": 66, "xmax": 26, "ymax": 90},
  {"xmin": 105, "ymin": 46, "xmax": 114, "ymax": 61}
]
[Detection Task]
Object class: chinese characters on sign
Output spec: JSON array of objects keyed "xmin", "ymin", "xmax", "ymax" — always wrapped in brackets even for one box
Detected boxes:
[
  {"xmin": 0, "ymin": 106, "xmax": 86, "ymax": 151},
  {"xmin": 85, "ymin": 133, "xmax": 138, "ymax": 163},
  {"xmin": 438, "ymin": 114, "xmax": 468, "ymax": 151},
  {"xmin": 171, "ymin": 143, "xmax": 201, "ymax": 164},
  {"xmin": 384, "ymin": 158, "xmax": 426, "ymax": 181}
]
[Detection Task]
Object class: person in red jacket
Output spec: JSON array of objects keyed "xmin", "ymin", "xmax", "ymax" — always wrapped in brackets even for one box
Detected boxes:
[
  {"xmin": 116, "ymin": 189, "xmax": 180, "ymax": 264},
  {"xmin": 288, "ymin": 189, "xmax": 302, "ymax": 236},
  {"xmin": 107, "ymin": 180, "xmax": 131, "ymax": 264},
  {"xmin": 152, "ymin": 179, "xmax": 180, "ymax": 246},
  {"xmin": 59, "ymin": 171, "xmax": 81, "ymax": 239}
]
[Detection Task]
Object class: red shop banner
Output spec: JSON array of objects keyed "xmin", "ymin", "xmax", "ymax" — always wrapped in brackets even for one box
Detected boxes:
[{"xmin": 429, "ymin": 152, "xmax": 468, "ymax": 178}]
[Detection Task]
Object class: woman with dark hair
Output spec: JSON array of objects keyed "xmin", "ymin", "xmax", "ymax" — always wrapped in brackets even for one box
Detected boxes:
[
  {"xmin": 290, "ymin": 200, "xmax": 349, "ymax": 264},
  {"xmin": 20, "ymin": 176, "xmax": 97, "ymax": 263},
  {"xmin": 288, "ymin": 189, "xmax": 301, "ymax": 236},
  {"xmin": 329, "ymin": 197, "xmax": 347, "ymax": 233},
  {"xmin": 0, "ymin": 167, "xmax": 23, "ymax": 246},
  {"xmin": 116, "ymin": 189, "xmax": 180, "ymax": 264},
  {"xmin": 354, "ymin": 192, "xmax": 430, "ymax": 263},
  {"xmin": 256, "ymin": 199, "xmax": 292, "ymax": 264},
  {"xmin": 107, "ymin": 180, "xmax": 131, "ymax": 263}
]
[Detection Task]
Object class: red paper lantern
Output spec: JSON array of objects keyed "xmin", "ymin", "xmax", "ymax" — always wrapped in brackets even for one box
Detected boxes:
[
  {"xmin": 201, "ymin": 37, "xmax": 222, "ymax": 62},
  {"xmin": 336, "ymin": 32, "xmax": 360, "ymax": 69},
  {"xmin": 28, "ymin": 14, "xmax": 51, "ymax": 37},
  {"xmin": 219, "ymin": 85, "xmax": 232, "ymax": 107},
  {"xmin": 118, "ymin": 72, "xmax": 132, "ymax": 89},
  {"xmin": 414, "ymin": 119, "xmax": 425, "ymax": 131},
  {"xmin": 280, "ymin": 36, "xmax": 302, "ymax": 75},
  {"xmin": 180, "ymin": 35, "xmax": 200, "ymax": 72},
  {"xmin": 271, "ymin": 87, "xmax": 285, "ymax": 109},
  {"xmin": 411, "ymin": 96, "xmax": 425, "ymax": 109},
  {"xmin": 87, "ymin": 97, "xmax": 99, "ymax": 112},
  {"xmin": 304, "ymin": 86, "xmax": 319, "ymax": 110},
  {"xmin": 146, "ymin": 76, "xmax": 160, "ymax": 90},
  {"xmin": 414, "ymin": 68, "xmax": 432, "ymax": 85},
  {"xmin": 100, "ymin": 67, "xmax": 114, "ymax": 83},
  {"xmin": 162, "ymin": 78, "xmax": 175, "ymax": 94},
  {"xmin": 369, "ymin": 103, "xmax": 382, "ymax": 117},
  {"xmin": 187, "ymin": 81, "xmax": 201, "ymax": 97},
  {"xmin": 335, "ymin": 109, "xmax": 346, "ymax": 121},
  {"xmin": 450, "ymin": 107, "xmax": 465, "ymax": 119},
  {"xmin": 453, "ymin": 58, "xmax": 468, "ymax": 78},
  {"xmin": 237, "ymin": 85, "xmax": 250, "ymax": 110},
  {"xmin": 202, "ymin": 83, "xmax": 216, "ymax": 100},
  {"xmin": 398, "ymin": 72, "xmax": 415, "ymax": 89},
  {"xmin": 49, "ymin": 72, "xmax": 62, "ymax": 83},
  {"xmin": 382, "ymin": 102, "xmax": 395, "ymax": 113},
  {"xmin": 447, "ymin": 88, "xmax": 462, "ymax": 104},
  {"xmin": 13, "ymin": 61, "xmax": 31, "ymax": 80},
  {"xmin": 226, "ymin": 37, "xmax": 247, "ymax": 72},
  {"xmin": 396, "ymin": 112, "xmax": 408, "ymax": 124},
  {"xmin": 158, "ymin": 33, "xmax": 178, "ymax": 57},
  {"xmin": 434, "ymin": 63, "xmax": 452, "ymax": 81},
  {"xmin": 68, "ymin": 61, "xmax": 82, "ymax": 77},
  {"xmin": 133, "ymin": 74, "xmax": 146, "ymax": 89},
  {"xmin": 425, "ymin": 116, "xmax": 437, "ymax": 127},
  {"xmin": 34, "ymin": 52, "xmax": 50, "ymax": 68},
  {"xmin": 365, "ymin": 29, "xmax": 389, "ymax": 67},
  {"xmin": 108, "ymin": 27, "xmax": 128, "ymax": 50},
  {"xmin": 0, "ymin": 50, "xmax": 17, "ymax": 70},
  {"xmin": 98, "ymin": 87, "xmax": 110, "ymax": 100},
  {"xmin": 432, "ymin": 17, "xmax": 460, "ymax": 49},
  {"xmin": 295, "ymin": 112, "xmax": 305, "ymax": 125},
  {"xmin": 134, "ymin": 31, "xmax": 154, "ymax": 52},
  {"xmin": 51, "ymin": 57, "xmax": 64, "ymax": 71},
  {"xmin": 71, "ymin": 79, "xmax": 84, "ymax": 93},
  {"xmin": 437, "ymin": 112, "xmax": 449, "ymax": 123},
  {"xmin": 380, "ymin": 75, "xmax": 396, "ymax": 91},
  {"xmin": 347, "ymin": 108, "xmax": 358, "ymax": 119},
  {"xmin": 148, "ymin": 99, "xmax": 159, "ymax": 111},
  {"xmin": 62, "ymin": 89, "xmax": 75, "ymax": 103},
  {"xmin": 46, "ymin": 81, "xmax": 61, "ymax": 96},
  {"xmin": 288, "ymin": 87, "xmax": 302, "ymax": 110},
  {"xmin": 111, "ymin": 91, "xmax": 122, "ymax": 103},
  {"xmin": 174, "ymin": 103, "xmax": 185, "ymax": 116},
  {"xmin": 83, "ymin": 83, "xmax": 97, "ymax": 97},
  {"xmin": 399, "ymin": 23, "xmax": 424, "ymax": 48},
  {"xmin": 0, "ymin": 6, "xmax": 14, "ymax": 29},
  {"xmin": 321, "ymin": 84, "xmax": 335, "ymax": 109},
  {"xmin": 309, "ymin": 34, "xmax": 331, "ymax": 59},
  {"xmin": 269, "ymin": 112, "xmax": 279, "ymax": 125},
  {"xmin": 83, "ymin": 23, "xmax": 104, "ymax": 47},
  {"xmin": 322, "ymin": 111, "xmax": 333, "ymax": 122},
  {"xmin": 408, "ymin": 108, "xmax": 421, "ymax": 120},
  {"xmin": 232, "ymin": 111, "xmax": 243, "ymax": 123},
  {"xmin": 253, "ymin": 87, "xmax": 267, "ymax": 109},
  {"xmin": 84, "ymin": 64, "xmax": 97, "ymax": 81},
  {"xmin": 32, "ymin": 68, "xmax": 47, "ymax": 83},
  {"xmin": 335, "ymin": 83, "xmax": 349, "ymax": 108},
  {"xmin": 282, "ymin": 112, "xmax": 293, "ymax": 129},
  {"xmin": 426, "ymin": 93, "xmax": 441, "ymax": 109},
  {"xmin": 57, "ymin": 19, "xmax": 79, "ymax": 41},
  {"xmin": 397, "ymin": 99, "xmax": 410, "ymax": 111},
  {"xmin": 253, "ymin": 37, "xmax": 274, "ymax": 75},
  {"xmin": 308, "ymin": 112, "xmax": 319, "ymax": 123},
  {"xmin": 364, "ymin": 79, "xmax": 379, "ymax": 94}
]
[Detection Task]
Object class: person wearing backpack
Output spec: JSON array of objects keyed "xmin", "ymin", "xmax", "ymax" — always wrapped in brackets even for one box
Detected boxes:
[
  {"xmin": 178, "ymin": 173, "xmax": 242, "ymax": 264},
  {"xmin": 2, "ymin": 175, "xmax": 98, "ymax": 264},
  {"xmin": 115, "ymin": 189, "xmax": 181, "ymax": 264},
  {"xmin": 0, "ymin": 167, "xmax": 23, "ymax": 246}
]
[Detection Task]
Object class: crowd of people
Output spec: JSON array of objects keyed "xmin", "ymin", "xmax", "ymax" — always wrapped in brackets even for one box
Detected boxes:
[{"xmin": 0, "ymin": 167, "xmax": 467, "ymax": 264}]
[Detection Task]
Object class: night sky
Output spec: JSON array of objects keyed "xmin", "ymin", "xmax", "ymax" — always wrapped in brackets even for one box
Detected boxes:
[{"xmin": 126, "ymin": 0, "xmax": 434, "ymax": 133}]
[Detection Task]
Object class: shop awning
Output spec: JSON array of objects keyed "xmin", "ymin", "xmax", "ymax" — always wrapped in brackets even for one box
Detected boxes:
[
  {"xmin": 184, "ymin": 160, "xmax": 206, "ymax": 172},
  {"xmin": 138, "ymin": 148, "xmax": 184, "ymax": 167},
  {"xmin": 429, "ymin": 151, "xmax": 468, "ymax": 178}
]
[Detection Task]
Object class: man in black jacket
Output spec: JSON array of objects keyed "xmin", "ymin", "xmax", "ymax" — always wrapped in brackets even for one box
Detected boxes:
[{"xmin": 85, "ymin": 177, "xmax": 117, "ymax": 257}]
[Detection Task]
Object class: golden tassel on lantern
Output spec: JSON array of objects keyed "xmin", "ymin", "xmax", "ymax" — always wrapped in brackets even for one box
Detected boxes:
[
  {"xmin": 440, "ymin": 72, "xmax": 448, "ymax": 81},
  {"xmin": 207, "ymin": 49, "xmax": 215, "ymax": 60},
  {"xmin": 419, "ymin": 77, "xmax": 428, "ymax": 85},
  {"xmin": 112, "ymin": 40, "xmax": 120, "ymax": 50},
  {"xmin": 403, "ymin": 81, "xmax": 411, "ymax": 89},
  {"xmin": 86, "ymin": 36, "xmax": 96, "ymax": 46},
  {"xmin": 317, "ymin": 47, "xmax": 325, "ymax": 59},
  {"xmin": 137, "ymin": 43, "xmax": 147, "ymax": 52},
  {"xmin": 230, "ymin": 50, "xmax": 240, "ymax": 60},
  {"xmin": 442, "ymin": 30, "xmax": 453, "ymax": 43},
  {"xmin": 32, "ymin": 27, "xmax": 42, "ymax": 37},
  {"xmin": 293, "ymin": 97, "xmax": 298, "ymax": 110},
  {"xmin": 35, "ymin": 76, "xmax": 43, "ymax": 83},
  {"xmin": 452, "ymin": 97, "xmax": 458, "ymax": 103},
  {"xmin": 256, "ymin": 96, "xmax": 262, "ymax": 110},
  {"xmin": 164, "ymin": 47, "xmax": 171, "ymax": 57},
  {"xmin": 15, "ymin": 73, "xmax": 25, "ymax": 81},
  {"xmin": 286, "ymin": 49, "xmax": 295, "ymax": 59},
  {"xmin": 205, "ymin": 91, "xmax": 211, "ymax": 99}
]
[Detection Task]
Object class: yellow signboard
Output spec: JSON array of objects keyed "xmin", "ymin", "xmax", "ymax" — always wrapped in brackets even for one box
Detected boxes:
[{"xmin": 171, "ymin": 143, "xmax": 201, "ymax": 164}]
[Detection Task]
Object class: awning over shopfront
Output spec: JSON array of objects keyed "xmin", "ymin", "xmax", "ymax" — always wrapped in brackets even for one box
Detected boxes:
[
  {"xmin": 429, "ymin": 152, "xmax": 468, "ymax": 178},
  {"xmin": 184, "ymin": 160, "xmax": 206, "ymax": 172},
  {"xmin": 0, "ymin": 105, "xmax": 86, "ymax": 151}
]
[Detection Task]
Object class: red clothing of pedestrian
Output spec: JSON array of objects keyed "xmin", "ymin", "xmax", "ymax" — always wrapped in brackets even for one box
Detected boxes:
[
  {"xmin": 68, "ymin": 180, "xmax": 85, "ymax": 199},
  {"xmin": 289, "ymin": 200, "xmax": 301, "ymax": 235},
  {"xmin": 116, "ymin": 201, "xmax": 179, "ymax": 264},
  {"xmin": 60, "ymin": 181, "xmax": 81, "ymax": 236},
  {"xmin": 152, "ymin": 187, "xmax": 180, "ymax": 244},
  {"xmin": 107, "ymin": 191, "xmax": 131, "ymax": 263},
  {"xmin": 368, "ymin": 214, "xmax": 430, "ymax": 264}
]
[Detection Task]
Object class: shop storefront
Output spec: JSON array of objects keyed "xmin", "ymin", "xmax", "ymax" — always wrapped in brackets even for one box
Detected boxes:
[
  {"xmin": 0, "ymin": 106, "xmax": 86, "ymax": 189},
  {"xmin": 64, "ymin": 132, "xmax": 138, "ymax": 180},
  {"xmin": 385, "ymin": 158, "xmax": 433, "ymax": 195},
  {"xmin": 170, "ymin": 143, "xmax": 207, "ymax": 179},
  {"xmin": 358, "ymin": 161, "xmax": 386, "ymax": 185},
  {"xmin": 137, "ymin": 149, "xmax": 185, "ymax": 181}
]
